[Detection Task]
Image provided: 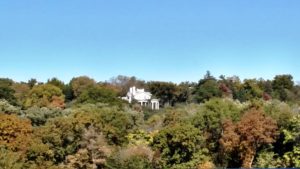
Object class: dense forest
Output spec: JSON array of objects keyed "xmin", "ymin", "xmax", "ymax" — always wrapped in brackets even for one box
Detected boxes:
[{"xmin": 0, "ymin": 72, "xmax": 299, "ymax": 169}]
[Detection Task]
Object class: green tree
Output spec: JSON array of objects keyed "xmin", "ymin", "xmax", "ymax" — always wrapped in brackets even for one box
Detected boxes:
[
  {"xmin": 70, "ymin": 76, "xmax": 96, "ymax": 98},
  {"xmin": 152, "ymin": 123, "xmax": 204, "ymax": 167},
  {"xmin": 70, "ymin": 104, "xmax": 139, "ymax": 145},
  {"xmin": 63, "ymin": 84, "xmax": 74, "ymax": 102},
  {"xmin": 281, "ymin": 115, "xmax": 300, "ymax": 167},
  {"xmin": 25, "ymin": 107, "xmax": 69, "ymax": 126},
  {"xmin": 191, "ymin": 98, "xmax": 244, "ymax": 153},
  {"xmin": 47, "ymin": 78, "xmax": 65, "ymax": 90},
  {"xmin": 33, "ymin": 116, "xmax": 85, "ymax": 163},
  {"xmin": 98, "ymin": 108, "xmax": 136, "ymax": 145},
  {"xmin": 176, "ymin": 82, "xmax": 193, "ymax": 103},
  {"xmin": 25, "ymin": 138, "xmax": 59, "ymax": 169},
  {"xmin": 263, "ymin": 100, "xmax": 293, "ymax": 128},
  {"xmin": 24, "ymin": 84, "xmax": 65, "ymax": 108},
  {"xmin": 237, "ymin": 79, "xmax": 263, "ymax": 101},
  {"xmin": 194, "ymin": 71, "xmax": 221, "ymax": 103},
  {"xmin": 0, "ymin": 78, "xmax": 17, "ymax": 105},
  {"xmin": 106, "ymin": 145, "xmax": 154, "ymax": 169},
  {"xmin": 76, "ymin": 85, "xmax": 122, "ymax": 106},
  {"xmin": 146, "ymin": 81, "xmax": 178, "ymax": 106},
  {"xmin": 0, "ymin": 99, "xmax": 20, "ymax": 114},
  {"xmin": 272, "ymin": 74, "xmax": 294, "ymax": 90},
  {"xmin": 47, "ymin": 77, "xmax": 74, "ymax": 102},
  {"xmin": 272, "ymin": 74, "xmax": 294, "ymax": 101},
  {"xmin": 254, "ymin": 151, "xmax": 282, "ymax": 168},
  {"xmin": 27, "ymin": 78, "xmax": 37, "ymax": 88},
  {"xmin": 0, "ymin": 147, "xmax": 25, "ymax": 169}
]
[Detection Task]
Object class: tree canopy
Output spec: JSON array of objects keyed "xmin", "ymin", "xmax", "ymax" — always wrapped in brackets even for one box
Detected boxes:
[{"xmin": 0, "ymin": 73, "xmax": 299, "ymax": 168}]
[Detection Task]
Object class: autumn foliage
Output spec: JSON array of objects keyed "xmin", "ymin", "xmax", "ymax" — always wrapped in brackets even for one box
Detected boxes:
[
  {"xmin": 0, "ymin": 74, "xmax": 299, "ymax": 168},
  {"xmin": 220, "ymin": 108, "xmax": 278, "ymax": 168},
  {"xmin": 0, "ymin": 113, "xmax": 32, "ymax": 153}
]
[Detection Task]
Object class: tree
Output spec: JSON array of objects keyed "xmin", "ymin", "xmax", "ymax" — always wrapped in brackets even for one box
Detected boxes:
[
  {"xmin": 272, "ymin": 75, "xmax": 294, "ymax": 91},
  {"xmin": 272, "ymin": 74, "xmax": 294, "ymax": 101},
  {"xmin": 70, "ymin": 104, "xmax": 139, "ymax": 146},
  {"xmin": 152, "ymin": 123, "xmax": 204, "ymax": 166},
  {"xmin": 25, "ymin": 107, "xmax": 68, "ymax": 126},
  {"xmin": 47, "ymin": 78, "xmax": 74, "ymax": 102},
  {"xmin": 257, "ymin": 79, "xmax": 273, "ymax": 95},
  {"xmin": 146, "ymin": 81, "xmax": 179, "ymax": 106},
  {"xmin": 76, "ymin": 85, "xmax": 122, "ymax": 106},
  {"xmin": 70, "ymin": 76, "xmax": 96, "ymax": 97},
  {"xmin": 0, "ymin": 78, "xmax": 17, "ymax": 105},
  {"xmin": 98, "ymin": 108, "xmax": 136, "ymax": 145},
  {"xmin": 33, "ymin": 116, "xmax": 85, "ymax": 163},
  {"xmin": 176, "ymin": 82, "xmax": 193, "ymax": 103},
  {"xmin": 254, "ymin": 150, "xmax": 282, "ymax": 168},
  {"xmin": 25, "ymin": 137, "xmax": 63, "ymax": 169},
  {"xmin": 27, "ymin": 78, "xmax": 37, "ymax": 88},
  {"xmin": 194, "ymin": 71, "xmax": 221, "ymax": 103},
  {"xmin": 24, "ymin": 84, "xmax": 65, "ymax": 108},
  {"xmin": 220, "ymin": 109, "xmax": 278, "ymax": 168},
  {"xmin": 0, "ymin": 147, "xmax": 25, "ymax": 169},
  {"xmin": 237, "ymin": 79, "xmax": 263, "ymax": 101},
  {"xmin": 64, "ymin": 126, "xmax": 112, "ymax": 169},
  {"xmin": 0, "ymin": 99, "xmax": 20, "ymax": 114},
  {"xmin": 281, "ymin": 115, "xmax": 300, "ymax": 167},
  {"xmin": 191, "ymin": 98, "xmax": 244, "ymax": 153},
  {"xmin": 224, "ymin": 75, "xmax": 243, "ymax": 101},
  {"xmin": 106, "ymin": 145, "xmax": 154, "ymax": 169},
  {"xmin": 219, "ymin": 83, "xmax": 232, "ymax": 98},
  {"xmin": 47, "ymin": 78, "xmax": 65, "ymax": 91},
  {"xmin": 11, "ymin": 82, "xmax": 30, "ymax": 106},
  {"xmin": 263, "ymin": 100, "xmax": 293, "ymax": 128},
  {"xmin": 109, "ymin": 75, "xmax": 145, "ymax": 96},
  {"xmin": 0, "ymin": 113, "xmax": 32, "ymax": 153}
]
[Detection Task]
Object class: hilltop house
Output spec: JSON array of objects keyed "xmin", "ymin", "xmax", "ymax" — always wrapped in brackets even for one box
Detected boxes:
[{"xmin": 121, "ymin": 86, "xmax": 159, "ymax": 110}]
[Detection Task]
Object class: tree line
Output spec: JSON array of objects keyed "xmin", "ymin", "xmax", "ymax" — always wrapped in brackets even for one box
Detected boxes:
[{"xmin": 0, "ymin": 72, "xmax": 299, "ymax": 168}]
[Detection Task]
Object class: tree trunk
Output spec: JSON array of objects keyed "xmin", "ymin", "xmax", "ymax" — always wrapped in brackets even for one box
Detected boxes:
[{"xmin": 242, "ymin": 152, "xmax": 254, "ymax": 168}]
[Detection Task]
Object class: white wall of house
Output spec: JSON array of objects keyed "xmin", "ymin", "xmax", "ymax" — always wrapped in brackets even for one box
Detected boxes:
[{"xmin": 122, "ymin": 86, "xmax": 159, "ymax": 110}]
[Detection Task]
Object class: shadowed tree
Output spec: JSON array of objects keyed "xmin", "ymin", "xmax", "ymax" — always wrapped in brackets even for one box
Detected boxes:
[
  {"xmin": 194, "ymin": 71, "xmax": 221, "ymax": 103},
  {"xmin": 70, "ymin": 76, "xmax": 96, "ymax": 98},
  {"xmin": 76, "ymin": 85, "xmax": 121, "ymax": 106},
  {"xmin": 146, "ymin": 81, "xmax": 190, "ymax": 106},
  {"xmin": 272, "ymin": 74, "xmax": 294, "ymax": 101},
  {"xmin": 27, "ymin": 78, "xmax": 37, "ymax": 89},
  {"xmin": 0, "ymin": 78, "xmax": 17, "ymax": 105}
]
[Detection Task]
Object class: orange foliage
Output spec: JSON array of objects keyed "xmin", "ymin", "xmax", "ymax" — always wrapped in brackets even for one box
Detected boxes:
[
  {"xmin": 51, "ymin": 95, "xmax": 65, "ymax": 108},
  {"xmin": 220, "ymin": 108, "xmax": 278, "ymax": 168},
  {"xmin": 0, "ymin": 113, "xmax": 32, "ymax": 153}
]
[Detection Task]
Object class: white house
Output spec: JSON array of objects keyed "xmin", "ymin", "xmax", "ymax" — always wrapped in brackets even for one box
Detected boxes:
[{"xmin": 122, "ymin": 86, "xmax": 159, "ymax": 110}]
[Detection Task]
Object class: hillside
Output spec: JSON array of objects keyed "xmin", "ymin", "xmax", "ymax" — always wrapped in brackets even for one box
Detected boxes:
[{"xmin": 0, "ymin": 73, "xmax": 299, "ymax": 168}]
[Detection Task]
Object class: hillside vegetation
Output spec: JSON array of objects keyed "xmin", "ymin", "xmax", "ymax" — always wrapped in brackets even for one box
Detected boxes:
[{"xmin": 0, "ymin": 72, "xmax": 299, "ymax": 168}]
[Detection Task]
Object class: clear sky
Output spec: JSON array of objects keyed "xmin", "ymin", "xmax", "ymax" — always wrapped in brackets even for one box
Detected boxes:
[{"xmin": 0, "ymin": 0, "xmax": 299, "ymax": 83}]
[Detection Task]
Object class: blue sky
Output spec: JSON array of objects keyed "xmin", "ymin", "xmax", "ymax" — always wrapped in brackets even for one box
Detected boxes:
[{"xmin": 0, "ymin": 0, "xmax": 299, "ymax": 83}]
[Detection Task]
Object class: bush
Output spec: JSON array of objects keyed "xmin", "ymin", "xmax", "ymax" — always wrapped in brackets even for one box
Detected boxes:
[{"xmin": 106, "ymin": 145, "xmax": 154, "ymax": 169}]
